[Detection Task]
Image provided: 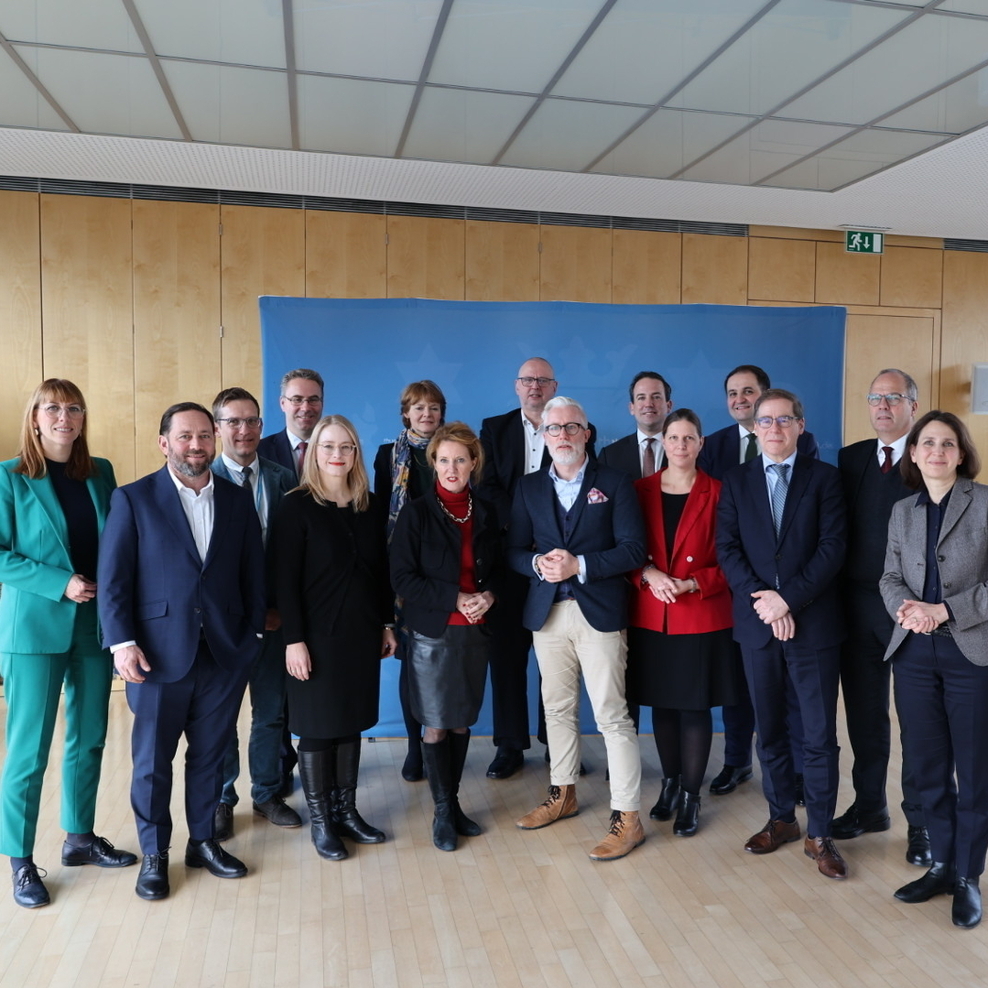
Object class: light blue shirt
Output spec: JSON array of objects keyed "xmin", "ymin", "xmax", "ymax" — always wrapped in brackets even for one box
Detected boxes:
[
  {"xmin": 534, "ymin": 456, "xmax": 589, "ymax": 583},
  {"xmin": 761, "ymin": 450, "xmax": 798, "ymax": 513}
]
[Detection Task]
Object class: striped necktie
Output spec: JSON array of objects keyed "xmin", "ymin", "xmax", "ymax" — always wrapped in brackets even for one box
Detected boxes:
[{"xmin": 770, "ymin": 462, "xmax": 790, "ymax": 536}]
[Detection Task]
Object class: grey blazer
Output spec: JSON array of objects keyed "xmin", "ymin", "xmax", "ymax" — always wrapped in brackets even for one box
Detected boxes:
[{"xmin": 880, "ymin": 477, "xmax": 988, "ymax": 665}]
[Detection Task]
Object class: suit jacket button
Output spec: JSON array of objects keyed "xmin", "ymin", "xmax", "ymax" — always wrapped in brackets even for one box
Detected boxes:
[
  {"xmin": 686, "ymin": 555, "xmax": 694, "ymax": 562},
  {"xmin": 944, "ymin": 583, "xmax": 951, "ymax": 589},
  {"xmin": 938, "ymin": 555, "xmax": 946, "ymax": 562},
  {"xmin": 476, "ymin": 558, "xmax": 483, "ymax": 565}
]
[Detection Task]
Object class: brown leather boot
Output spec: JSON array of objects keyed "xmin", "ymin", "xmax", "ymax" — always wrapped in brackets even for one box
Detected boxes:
[
  {"xmin": 589, "ymin": 810, "xmax": 646, "ymax": 861},
  {"xmin": 516, "ymin": 785, "xmax": 578, "ymax": 830}
]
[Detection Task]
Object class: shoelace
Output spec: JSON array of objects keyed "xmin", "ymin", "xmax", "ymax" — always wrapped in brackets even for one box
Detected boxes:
[
  {"xmin": 15, "ymin": 865, "xmax": 47, "ymax": 888},
  {"xmin": 541, "ymin": 786, "xmax": 562, "ymax": 806},
  {"xmin": 605, "ymin": 811, "xmax": 624, "ymax": 835}
]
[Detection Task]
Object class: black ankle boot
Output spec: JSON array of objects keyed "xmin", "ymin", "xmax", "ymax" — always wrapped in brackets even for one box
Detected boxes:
[
  {"xmin": 673, "ymin": 790, "xmax": 701, "ymax": 837},
  {"xmin": 447, "ymin": 730, "xmax": 482, "ymax": 837},
  {"xmin": 650, "ymin": 777, "xmax": 681, "ymax": 821},
  {"xmin": 297, "ymin": 749, "xmax": 347, "ymax": 861},
  {"xmin": 422, "ymin": 739, "xmax": 458, "ymax": 851},
  {"xmin": 333, "ymin": 740, "xmax": 386, "ymax": 844}
]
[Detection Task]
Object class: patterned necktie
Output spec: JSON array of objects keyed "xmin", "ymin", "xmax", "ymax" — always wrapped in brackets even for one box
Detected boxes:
[
  {"xmin": 881, "ymin": 446, "xmax": 894, "ymax": 474},
  {"xmin": 770, "ymin": 463, "xmax": 790, "ymax": 536},
  {"xmin": 643, "ymin": 437, "xmax": 656, "ymax": 478},
  {"xmin": 240, "ymin": 464, "xmax": 253, "ymax": 488},
  {"xmin": 744, "ymin": 432, "xmax": 758, "ymax": 462}
]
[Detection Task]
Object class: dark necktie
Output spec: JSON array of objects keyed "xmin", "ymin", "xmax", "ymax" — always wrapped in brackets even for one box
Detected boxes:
[
  {"xmin": 770, "ymin": 463, "xmax": 790, "ymax": 536},
  {"xmin": 297, "ymin": 441, "xmax": 308, "ymax": 476},
  {"xmin": 881, "ymin": 446, "xmax": 894, "ymax": 474},
  {"xmin": 240, "ymin": 464, "xmax": 253, "ymax": 488},
  {"xmin": 744, "ymin": 432, "xmax": 758, "ymax": 462},
  {"xmin": 643, "ymin": 437, "xmax": 656, "ymax": 478}
]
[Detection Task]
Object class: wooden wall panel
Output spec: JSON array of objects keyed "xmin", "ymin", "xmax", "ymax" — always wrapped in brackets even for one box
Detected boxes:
[
  {"xmin": 40, "ymin": 194, "xmax": 135, "ymax": 481},
  {"xmin": 133, "ymin": 200, "xmax": 221, "ymax": 480},
  {"xmin": 465, "ymin": 220, "xmax": 539, "ymax": 301},
  {"xmin": 748, "ymin": 237, "xmax": 815, "ymax": 302},
  {"xmin": 387, "ymin": 216, "xmax": 464, "ymax": 300},
  {"xmin": 681, "ymin": 234, "xmax": 746, "ymax": 304},
  {"xmin": 612, "ymin": 230, "xmax": 680, "ymax": 304},
  {"xmin": 220, "ymin": 205, "xmax": 305, "ymax": 403},
  {"xmin": 814, "ymin": 242, "xmax": 880, "ymax": 305},
  {"xmin": 879, "ymin": 246, "xmax": 943, "ymax": 309},
  {"xmin": 0, "ymin": 191, "xmax": 42, "ymax": 460},
  {"xmin": 539, "ymin": 225, "xmax": 612, "ymax": 302},
  {"xmin": 306, "ymin": 211, "xmax": 386, "ymax": 298}
]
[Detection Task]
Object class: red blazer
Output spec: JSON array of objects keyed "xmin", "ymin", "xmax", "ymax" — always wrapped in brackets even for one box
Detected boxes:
[{"xmin": 630, "ymin": 468, "xmax": 732, "ymax": 635}]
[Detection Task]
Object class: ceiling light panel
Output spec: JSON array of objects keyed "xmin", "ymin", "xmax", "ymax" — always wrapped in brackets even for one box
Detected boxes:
[
  {"xmin": 553, "ymin": 0, "xmax": 768, "ymax": 104},
  {"xmin": 401, "ymin": 88, "xmax": 537, "ymax": 163},
  {"xmin": 880, "ymin": 67, "xmax": 988, "ymax": 133},
  {"xmin": 783, "ymin": 11, "xmax": 988, "ymax": 124},
  {"xmin": 0, "ymin": 47, "xmax": 71, "ymax": 131},
  {"xmin": 295, "ymin": 0, "xmax": 443, "ymax": 80},
  {"xmin": 21, "ymin": 46, "xmax": 183, "ymax": 139},
  {"xmin": 299, "ymin": 76, "xmax": 414, "ymax": 156},
  {"xmin": 0, "ymin": 0, "xmax": 141, "ymax": 54}
]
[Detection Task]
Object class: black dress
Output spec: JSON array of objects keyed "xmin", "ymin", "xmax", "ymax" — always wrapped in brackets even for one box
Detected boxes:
[{"xmin": 272, "ymin": 489, "xmax": 391, "ymax": 738}]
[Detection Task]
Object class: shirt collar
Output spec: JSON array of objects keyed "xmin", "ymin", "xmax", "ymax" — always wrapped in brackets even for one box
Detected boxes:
[
  {"xmin": 878, "ymin": 433, "xmax": 909, "ymax": 459},
  {"xmin": 761, "ymin": 449, "xmax": 798, "ymax": 474},
  {"xmin": 221, "ymin": 451, "xmax": 258, "ymax": 476},
  {"xmin": 549, "ymin": 455, "xmax": 589, "ymax": 486},
  {"xmin": 167, "ymin": 466, "xmax": 214, "ymax": 497},
  {"xmin": 637, "ymin": 428, "xmax": 661, "ymax": 445}
]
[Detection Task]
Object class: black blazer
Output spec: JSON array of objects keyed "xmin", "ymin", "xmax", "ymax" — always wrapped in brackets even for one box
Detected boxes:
[
  {"xmin": 257, "ymin": 429, "xmax": 299, "ymax": 479},
  {"xmin": 699, "ymin": 423, "xmax": 819, "ymax": 481},
  {"xmin": 390, "ymin": 491, "xmax": 501, "ymax": 639},
  {"xmin": 598, "ymin": 432, "xmax": 665, "ymax": 479}
]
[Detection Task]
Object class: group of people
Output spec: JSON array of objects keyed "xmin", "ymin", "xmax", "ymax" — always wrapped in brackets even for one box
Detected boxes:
[{"xmin": 1, "ymin": 356, "xmax": 986, "ymax": 931}]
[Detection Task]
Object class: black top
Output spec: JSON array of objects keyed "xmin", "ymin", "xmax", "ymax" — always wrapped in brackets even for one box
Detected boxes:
[
  {"xmin": 47, "ymin": 459, "xmax": 98, "ymax": 579},
  {"xmin": 662, "ymin": 492, "xmax": 688, "ymax": 566},
  {"xmin": 918, "ymin": 485, "xmax": 952, "ymax": 606}
]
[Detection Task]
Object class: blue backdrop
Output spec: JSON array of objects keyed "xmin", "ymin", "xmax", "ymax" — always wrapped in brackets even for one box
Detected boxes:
[{"xmin": 259, "ymin": 297, "xmax": 846, "ymax": 738}]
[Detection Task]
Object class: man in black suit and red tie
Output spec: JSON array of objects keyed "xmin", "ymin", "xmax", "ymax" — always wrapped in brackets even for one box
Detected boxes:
[
  {"xmin": 257, "ymin": 368, "xmax": 324, "ymax": 480},
  {"xmin": 598, "ymin": 371, "xmax": 673, "ymax": 480},
  {"xmin": 833, "ymin": 368, "xmax": 930, "ymax": 866}
]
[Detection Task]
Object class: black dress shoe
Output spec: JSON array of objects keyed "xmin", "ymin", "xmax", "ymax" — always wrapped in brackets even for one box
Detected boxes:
[
  {"xmin": 487, "ymin": 747, "xmax": 524, "ymax": 779},
  {"xmin": 649, "ymin": 777, "xmax": 681, "ymax": 821},
  {"xmin": 953, "ymin": 877, "xmax": 982, "ymax": 928},
  {"xmin": 214, "ymin": 802, "xmax": 234, "ymax": 842},
  {"xmin": 830, "ymin": 804, "xmax": 891, "ymax": 840},
  {"xmin": 673, "ymin": 791, "xmax": 701, "ymax": 837},
  {"xmin": 709, "ymin": 764, "xmax": 753, "ymax": 796},
  {"xmin": 794, "ymin": 773, "xmax": 805, "ymax": 807},
  {"xmin": 906, "ymin": 825, "xmax": 933, "ymax": 867},
  {"xmin": 12, "ymin": 864, "xmax": 49, "ymax": 909},
  {"xmin": 61, "ymin": 835, "xmax": 138, "ymax": 868},
  {"xmin": 136, "ymin": 853, "xmax": 170, "ymax": 901},
  {"xmin": 253, "ymin": 797, "xmax": 302, "ymax": 828},
  {"xmin": 894, "ymin": 861, "xmax": 955, "ymax": 903},
  {"xmin": 185, "ymin": 839, "xmax": 248, "ymax": 878}
]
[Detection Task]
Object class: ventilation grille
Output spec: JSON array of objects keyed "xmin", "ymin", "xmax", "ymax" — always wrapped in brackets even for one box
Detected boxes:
[{"xmin": 945, "ymin": 238, "xmax": 988, "ymax": 253}]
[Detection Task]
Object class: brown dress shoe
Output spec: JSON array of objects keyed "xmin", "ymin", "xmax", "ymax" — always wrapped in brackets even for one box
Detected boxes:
[
  {"xmin": 516, "ymin": 785, "xmax": 578, "ymax": 830},
  {"xmin": 744, "ymin": 818, "xmax": 801, "ymax": 854},
  {"xmin": 589, "ymin": 810, "xmax": 646, "ymax": 861},
  {"xmin": 804, "ymin": 836, "xmax": 848, "ymax": 880}
]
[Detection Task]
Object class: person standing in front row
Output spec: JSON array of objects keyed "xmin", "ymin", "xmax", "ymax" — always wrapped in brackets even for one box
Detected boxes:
[{"xmin": 509, "ymin": 397, "xmax": 646, "ymax": 861}]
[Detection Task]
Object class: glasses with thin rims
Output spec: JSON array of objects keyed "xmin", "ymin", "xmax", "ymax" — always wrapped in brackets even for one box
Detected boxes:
[
  {"xmin": 866, "ymin": 393, "xmax": 913, "ymax": 406},
  {"xmin": 317, "ymin": 442, "xmax": 355, "ymax": 455},
  {"xmin": 283, "ymin": 395, "xmax": 323, "ymax": 406},
  {"xmin": 754, "ymin": 415, "xmax": 798, "ymax": 429},
  {"xmin": 216, "ymin": 416, "xmax": 262, "ymax": 429},
  {"xmin": 40, "ymin": 403, "xmax": 85, "ymax": 417}
]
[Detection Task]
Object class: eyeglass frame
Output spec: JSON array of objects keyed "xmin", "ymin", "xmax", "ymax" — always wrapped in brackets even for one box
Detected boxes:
[
  {"xmin": 39, "ymin": 403, "xmax": 85, "ymax": 417},
  {"xmin": 215, "ymin": 416, "xmax": 263, "ymax": 429},
  {"xmin": 282, "ymin": 394, "xmax": 324, "ymax": 406},
  {"xmin": 517, "ymin": 376, "xmax": 556, "ymax": 387},
  {"xmin": 543, "ymin": 421, "xmax": 587, "ymax": 437},
  {"xmin": 866, "ymin": 392, "xmax": 915, "ymax": 407},
  {"xmin": 753, "ymin": 415, "xmax": 800, "ymax": 429}
]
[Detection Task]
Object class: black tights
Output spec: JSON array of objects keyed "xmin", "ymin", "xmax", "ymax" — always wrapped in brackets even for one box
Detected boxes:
[
  {"xmin": 297, "ymin": 733, "xmax": 359, "ymax": 752},
  {"xmin": 652, "ymin": 707, "xmax": 712, "ymax": 795}
]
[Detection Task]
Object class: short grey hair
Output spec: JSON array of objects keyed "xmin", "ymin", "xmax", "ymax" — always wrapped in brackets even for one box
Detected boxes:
[
  {"xmin": 873, "ymin": 368, "xmax": 918, "ymax": 402},
  {"xmin": 542, "ymin": 396, "xmax": 587, "ymax": 427}
]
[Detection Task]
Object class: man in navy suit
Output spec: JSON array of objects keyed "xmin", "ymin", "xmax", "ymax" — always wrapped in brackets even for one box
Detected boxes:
[
  {"xmin": 598, "ymin": 371, "xmax": 672, "ymax": 479},
  {"xmin": 99, "ymin": 403, "xmax": 266, "ymax": 900},
  {"xmin": 257, "ymin": 368, "xmax": 324, "ymax": 479},
  {"xmin": 716, "ymin": 389, "xmax": 848, "ymax": 880},
  {"xmin": 211, "ymin": 388, "xmax": 301, "ymax": 840},
  {"xmin": 509, "ymin": 397, "xmax": 647, "ymax": 861}
]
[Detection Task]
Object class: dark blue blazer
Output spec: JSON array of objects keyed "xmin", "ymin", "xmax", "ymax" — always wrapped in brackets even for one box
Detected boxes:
[
  {"xmin": 257, "ymin": 429, "xmax": 299, "ymax": 479},
  {"xmin": 598, "ymin": 432, "xmax": 665, "ymax": 480},
  {"xmin": 507, "ymin": 461, "xmax": 645, "ymax": 634},
  {"xmin": 98, "ymin": 466, "xmax": 266, "ymax": 683},
  {"xmin": 715, "ymin": 454, "xmax": 846, "ymax": 650},
  {"xmin": 699, "ymin": 424, "xmax": 819, "ymax": 481}
]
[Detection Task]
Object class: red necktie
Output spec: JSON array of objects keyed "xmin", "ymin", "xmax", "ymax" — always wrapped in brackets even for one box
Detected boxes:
[
  {"xmin": 643, "ymin": 438, "xmax": 656, "ymax": 478},
  {"xmin": 297, "ymin": 441, "xmax": 308, "ymax": 475},
  {"xmin": 881, "ymin": 446, "xmax": 893, "ymax": 474}
]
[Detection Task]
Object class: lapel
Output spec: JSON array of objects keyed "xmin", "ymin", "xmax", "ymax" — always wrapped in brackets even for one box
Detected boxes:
[
  {"xmin": 85, "ymin": 471, "xmax": 109, "ymax": 532},
  {"xmin": 741, "ymin": 457, "xmax": 777, "ymax": 545},
  {"xmin": 777, "ymin": 455, "xmax": 812, "ymax": 546},
  {"xmin": 152, "ymin": 466, "xmax": 204, "ymax": 568},
  {"xmin": 562, "ymin": 460, "xmax": 596, "ymax": 537},
  {"xmin": 938, "ymin": 478, "xmax": 973, "ymax": 546},
  {"xmin": 670, "ymin": 472, "xmax": 710, "ymax": 559},
  {"xmin": 203, "ymin": 475, "xmax": 234, "ymax": 570},
  {"xmin": 21, "ymin": 473, "xmax": 71, "ymax": 559}
]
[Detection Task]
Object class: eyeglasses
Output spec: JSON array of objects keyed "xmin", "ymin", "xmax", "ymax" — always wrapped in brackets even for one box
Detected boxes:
[
  {"xmin": 543, "ymin": 422, "xmax": 586, "ymax": 437},
  {"xmin": 317, "ymin": 442, "xmax": 355, "ymax": 455},
  {"xmin": 517, "ymin": 377, "xmax": 555, "ymax": 387},
  {"xmin": 866, "ymin": 392, "xmax": 914, "ymax": 406},
  {"xmin": 283, "ymin": 395, "xmax": 323, "ymax": 406},
  {"xmin": 754, "ymin": 415, "xmax": 799, "ymax": 429},
  {"xmin": 40, "ymin": 403, "xmax": 85, "ymax": 417},
  {"xmin": 216, "ymin": 416, "xmax": 262, "ymax": 429}
]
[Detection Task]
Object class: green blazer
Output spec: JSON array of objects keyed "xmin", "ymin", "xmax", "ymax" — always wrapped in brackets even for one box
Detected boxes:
[{"xmin": 0, "ymin": 456, "xmax": 116, "ymax": 654}]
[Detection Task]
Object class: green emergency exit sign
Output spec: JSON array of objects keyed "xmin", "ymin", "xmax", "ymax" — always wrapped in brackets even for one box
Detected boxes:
[{"xmin": 845, "ymin": 230, "xmax": 883, "ymax": 254}]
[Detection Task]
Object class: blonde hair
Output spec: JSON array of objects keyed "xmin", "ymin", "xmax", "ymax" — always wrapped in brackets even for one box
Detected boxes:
[
  {"xmin": 300, "ymin": 414, "xmax": 371, "ymax": 511},
  {"xmin": 15, "ymin": 379, "xmax": 96, "ymax": 481},
  {"xmin": 427, "ymin": 422, "xmax": 485, "ymax": 484}
]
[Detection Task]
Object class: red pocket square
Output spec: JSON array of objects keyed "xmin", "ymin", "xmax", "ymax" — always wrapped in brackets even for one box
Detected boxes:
[{"xmin": 586, "ymin": 487, "xmax": 609, "ymax": 504}]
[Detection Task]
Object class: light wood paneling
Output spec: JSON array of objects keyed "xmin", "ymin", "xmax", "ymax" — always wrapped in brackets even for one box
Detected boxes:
[
  {"xmin": 0, "ymin": 191, "xmax": 42, "ymax": 460},
  {"xmin": 387, "ymin": 215, "xmax": 465, "ymax": 300},
  {"xmin": 220, "ymin": 205, "xmax": 305, "ymax": 402},
  {"xmin": 612, "ymin": 229, "xmax": 681, "ymax": 304},
  {"xmin": 133, "ymin": 200, "xmax": 222, "ymax": 480},
  {"xmin": 465, "ymin": 220, "xmax": 540, "ymax": 301},
  {"xmin": 40, "ymin": 194, "xmax": 135, "ymax": 481},
  {"xmin": 681, "ymin": 233, "xmax": 746, "ymax": 304},
  {"xmin": 880, "ymin": 246, "xmax": 943, "ymax": 309},
  {"xmin": 815, "ymin": 242, "xmax": 881, "ymax": 305},
  {"xmin": 747, "ymin": 237, "xmax": 815, "ymax": 302},
  {"xmin": 306, "ymin": 210, "xmax": 386, "ymax": 298},
  {"xmin": 539, "ymin": 225, "xmax": 612, "ymax": 302}
]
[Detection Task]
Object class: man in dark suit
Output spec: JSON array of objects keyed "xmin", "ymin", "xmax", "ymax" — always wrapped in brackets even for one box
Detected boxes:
[
  {"xmin": 509, "ymin": 397, "xmax": 647, "ymax": 860},
  {"xmin": 716, "ymin": 389, "xmax": 848, "ymax": 880},
  {"xmin": 699, "ymin": 364, "xmax": 817, "ymax": 798},
  {"xmin": 211, "ymin": 388, "xmax": 301, "ymax": 840},
  {"xmin": 834, "ymin": 369, "xmax": 930, "ymax": 865},
  {"xmin": 598, "ymin": 371, "xmax": 672, "ymax": 479},
  {"xmin": 99, "ymin": 402, "xmax": 266, "ymax": 901},
  {"xmin": 257, "ymin": 368, "xmax": 324, "ymax": 479}
]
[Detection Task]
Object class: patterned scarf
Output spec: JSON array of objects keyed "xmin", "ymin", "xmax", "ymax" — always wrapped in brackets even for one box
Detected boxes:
[{"xmin": 386, "ymin": 427, "xmax": 432, "ymax": 543}]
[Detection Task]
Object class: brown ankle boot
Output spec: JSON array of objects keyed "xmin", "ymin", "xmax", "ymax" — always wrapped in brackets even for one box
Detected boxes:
[
  {"xmin": 516, "ymin": 785, "xmax": 579, "ymax": 830},
  {"xmin": 589, "ymin": 810, "xmax": 646, "ymax": 861}
]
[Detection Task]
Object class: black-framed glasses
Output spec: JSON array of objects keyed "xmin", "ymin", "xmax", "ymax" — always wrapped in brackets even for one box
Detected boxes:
[
  {"xmin": 216, "ymin": 416, "xmax": 262, "ymax": 429},
  {"xmin": 866, "ymin": 392, "xmax": 913, "ymax": 406},
  {"xmin": 544, "ymin": 422, "xmax": 586, "ymax": 437},
  {"xmin": 517, "ymin": 377, "xmax": 555, "ymax": 387},
  {"xmin": 283, "ymin": 395, "xmax": 323, "ymax": 406},
  {"xmin": 754, "ymin": 415, "xmax": 799, "ymax": 429}
]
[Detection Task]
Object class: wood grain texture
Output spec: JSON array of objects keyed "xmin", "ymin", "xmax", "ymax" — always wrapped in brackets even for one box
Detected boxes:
[
  {"xmin": 306, "ymin": 211, "xmax": 386, "ymax": 299},
  {"xmin": 387, "ymin": 216, "xmax": 465, "ymax": 300},
  {"xmin": 815, "ymin": 241, "xmax": 881, "ymax": 306},
  {"xmin": 880, "ymin": 246, "xmax": 943, "ymax": 309},
  {"xmin": 681, "ymin": 233, "xmax": 746, "ymax": 304},
  {"xmin": 612, "ymin": 230, "xmax": 681, "ymax": 304},
  {"xmin": 747, "ymin": 237, "xmax": 815, "ymax": 303},
  {"xmin": 539, "ymin": 225, "xmax": 612, "ymax": 302},
  {"xmin": 465, "ymin": 220, "xmax": 539, "ymax": 301}
]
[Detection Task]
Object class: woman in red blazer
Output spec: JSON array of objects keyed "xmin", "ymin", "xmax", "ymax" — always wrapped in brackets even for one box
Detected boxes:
[{"xmin": 627, "ymin": 409, "xmax": 736, "ymax": 837}]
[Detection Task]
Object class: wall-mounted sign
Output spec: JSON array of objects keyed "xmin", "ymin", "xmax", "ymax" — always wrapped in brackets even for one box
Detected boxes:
[{"xmin": 845, "ymin": 230, "xmax": 883, "ymax": 254}]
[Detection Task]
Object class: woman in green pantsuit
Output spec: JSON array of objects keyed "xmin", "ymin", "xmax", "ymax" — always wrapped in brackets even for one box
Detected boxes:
[{"xmin": 0, "ymin": 379, "xmax": 137, "ymax": 908}]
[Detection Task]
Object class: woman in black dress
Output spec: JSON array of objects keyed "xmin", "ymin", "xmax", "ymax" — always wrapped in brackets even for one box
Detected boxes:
[
  {"xmin": 374, "ymin": 380, "xmax": 447, "ymax": 782},
  {"xmin": 390, "ymin": 422, "xmax": 499, "ymax": 851},
  {"xmin": 274, "ymin": 414, "xmax": 397, "ymax": 861}
]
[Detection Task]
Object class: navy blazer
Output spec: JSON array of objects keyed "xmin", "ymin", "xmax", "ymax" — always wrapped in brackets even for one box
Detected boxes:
[
  {"xmin": 598, "ymin": 432, "xmax": 665, "ymax": 480},
  {"xmin": 716, "ymin": 454, "xmax": 846, "ymax": 649},
  {"xmin": 507, "ymin": 460, "xmax": 645, "ymax": 634},
  {"xmin": 257, "ymin": 429, "xmax": 300, "ymax": 479},
  {"xmin": 699, "ymin": 423, "xmax": 819, "ymax": 481},
  {"xmin": 98, "ymin": 466, "xmax": 266, "ymax": 683}
]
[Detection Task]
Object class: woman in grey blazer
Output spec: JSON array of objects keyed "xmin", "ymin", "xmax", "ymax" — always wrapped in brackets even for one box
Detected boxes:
[{"xmin": 880, "ymin": 410, "xmax": 988, "ymax": 929}]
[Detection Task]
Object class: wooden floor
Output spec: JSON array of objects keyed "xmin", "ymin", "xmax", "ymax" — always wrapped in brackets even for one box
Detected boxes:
[{"xmin": 0, "ymin": 692, "xmax": 981, "ymax": 988}]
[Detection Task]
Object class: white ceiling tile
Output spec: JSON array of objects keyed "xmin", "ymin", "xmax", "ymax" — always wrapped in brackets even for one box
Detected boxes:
[
  {"xmin": 936, "ymin": 0, "xmax": 988, "ymax": 14},
  {"xmin": 0, "ymin": 0, "xmax": 141, "ymax": 53},
  {"xmin": 0, "ymin": 47, "xmax": 72, "ymax": 130},
  {"xmin": 295, "ymin": 0, "xmax": 443, "ymax": 80},
  {"xmin": 299, "ymin": 76, "xmax": 414, "ymax": 156},
  {"xmin": 881, "ymin": 68, "xmax": 988, "ymax": 134},
  {"xmin": 402, "ymin": 88, "xmax": 536, "ymax": 164}
]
